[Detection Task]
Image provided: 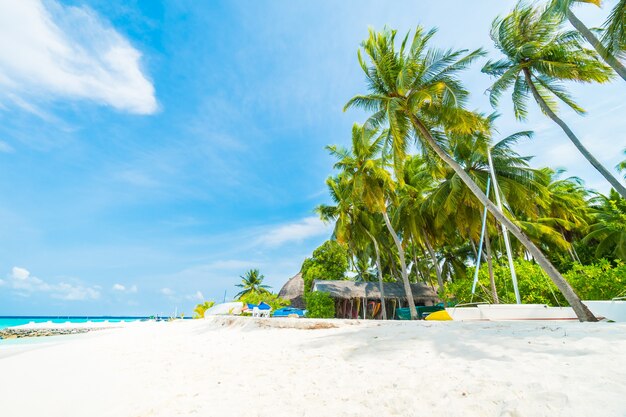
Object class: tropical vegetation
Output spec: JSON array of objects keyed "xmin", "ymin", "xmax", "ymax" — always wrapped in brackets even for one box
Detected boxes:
[
  {"xmin": 305, "ymin": 0, "xmax": 626, "ymax": 321},
  {"xmin": 304, "ymin": 292, "xmax": 336, "ymax": 318},
  {"xmin": 239, "ymin": 292, "xmax": 290, "ymax": 311},
  {"xmin": 193, "ymin": 301, "xmax": 215, "ymax": 318}
]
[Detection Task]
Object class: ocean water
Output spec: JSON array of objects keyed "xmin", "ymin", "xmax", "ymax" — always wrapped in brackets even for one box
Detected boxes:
[{"xmin": 0, "ymin": 316, "xmax": 148, "ymax": 330}]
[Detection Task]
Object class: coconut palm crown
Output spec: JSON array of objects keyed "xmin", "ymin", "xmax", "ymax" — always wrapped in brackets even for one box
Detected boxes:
[
  {"xmin": 344, "ymin": 26, "xmax": 487, "ymax": 181},
  {"xmin": 482, "ymin": 3, "xmax": 626, "ymax": 199},
  {"xmin": 235, "ymin": 269, "xmax": 271, "ymax": 299},
  {"xmin": 483, "ymin": 3, "xmax": 612, "ymax": 120}
]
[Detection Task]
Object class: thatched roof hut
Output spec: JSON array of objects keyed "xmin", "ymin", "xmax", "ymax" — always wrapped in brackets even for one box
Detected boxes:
[
  {"xmin": 312, "ymin": 280, "xmax": 438, "ymax": 305},
  {"xmin": 278, "ymin": 272, "xmax": 305, "ymax": 309}
]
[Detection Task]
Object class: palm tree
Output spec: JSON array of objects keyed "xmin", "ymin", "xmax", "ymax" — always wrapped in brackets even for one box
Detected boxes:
[
  {"xmin": 483, "ymin": 4, "xmax": 625, "ymax": 199},
  {"xmin": 584, "ymin": 189, "xmax": 626, "ymax": 260},
  {"xmin": 550, "ymin": 0, "xmax": 626, "ymax": 81},
  {"xmin": 346, "ymin": 26, "xmax": 597, "ymax": 321},
  {"xmin": 235, "ymin": 269, "xmax": 271, "ymax": 299},
  {"xmin": 326, "ymin": 124, "xmax": 418, "ymax": 319},
  {"xmin": 317, "ymin": 175, "xmax": 389, "ymax": 319},
  {"xmin": 524, "ymin": 168, "xmax": 591, "ymax": 260},
  {"xmin": 395, "ymin": 155, "xmax": 445, "ymax": 290}
]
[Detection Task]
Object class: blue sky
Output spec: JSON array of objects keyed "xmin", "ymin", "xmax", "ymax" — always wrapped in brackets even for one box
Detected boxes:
[{"xmin": 0, "ymin": 0, "xmax": 624, "ymax": 316}]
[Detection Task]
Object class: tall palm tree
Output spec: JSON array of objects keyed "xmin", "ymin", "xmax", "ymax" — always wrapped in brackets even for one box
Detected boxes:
[
  {"xmin": 482, "ymin": 4, "xmax": 625, "ymax": 199},
  {"xmin": 235, "ymin": 269, "xmax": 271, "ymax": 299},
  {"xmin": 550, "ymin": 0, "xmax": 626, "ymax": 81},
  {"xmin": 326, "ymin": 124, "xmax": 418, "ymax": 319},
  {"xmin": 317, "ymin": 175, "xmax": 389, "ymax": 319},
  {"xmin": 346, "ymin": 26, "xmax": 597, "ymax": 321},
  {"xmin": 395, "ymin": 155, "xmax": 445, "ymax": 290}
]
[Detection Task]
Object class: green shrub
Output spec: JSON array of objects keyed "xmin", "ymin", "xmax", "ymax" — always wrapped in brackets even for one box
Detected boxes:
[
  {"xmin": 238, "ymin": 292, "xmax": 290, "ymax": 312},
  {"xmin": 444, "ymin": 259, "xmax": 626, "ymax": 306},
  {"xmin": 193, "ymin": 301, "xmax": 215, "ymax": 318},
  {"xmin": 304, "ymin": 292, "xmax": 336, "ymax": 318},
  {"xmin": 564, "ymin": 259, "xmax": 626, "ymax": 300}
]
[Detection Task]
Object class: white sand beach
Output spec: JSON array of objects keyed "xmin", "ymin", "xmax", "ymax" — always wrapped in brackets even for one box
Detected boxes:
[{"xmin": 1, "ymin": 318, "xmax": 625, "ymax": 417}]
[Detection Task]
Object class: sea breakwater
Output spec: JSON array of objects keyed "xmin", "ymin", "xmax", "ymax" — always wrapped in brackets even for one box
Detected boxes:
[{"xmin": 0, "ymin": 328, "xmax": 106, "ymax": 339}]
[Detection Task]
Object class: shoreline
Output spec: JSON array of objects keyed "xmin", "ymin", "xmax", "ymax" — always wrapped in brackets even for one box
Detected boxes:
[{"xmin": 0, "ymin": 327, "xmax": 109, "ymax": 340}]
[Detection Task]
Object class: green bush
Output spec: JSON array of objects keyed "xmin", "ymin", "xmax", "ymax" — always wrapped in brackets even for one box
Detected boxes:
[
  {"xmin": 301, "ymin": 240, "xmax": 349, "ymax": 295},
  {"xmin": 564, "ymin": 259, "xmax": 626, "ymax": 300},
  {"xmin": 304, "ymin": 292, "xmax": 336, "ymax": 318},
  {"xmin": 444, "ymin": 259, "xmax": 626, "ymax": 306},
  {"xmin": 238, "ymin": 292, "xmax": 290, "ymax": 312}
]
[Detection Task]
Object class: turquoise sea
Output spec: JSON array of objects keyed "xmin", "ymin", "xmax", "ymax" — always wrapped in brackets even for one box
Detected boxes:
[{"xmin": 0, "ymin": 316, "xmax": 149, "ymax": 330}]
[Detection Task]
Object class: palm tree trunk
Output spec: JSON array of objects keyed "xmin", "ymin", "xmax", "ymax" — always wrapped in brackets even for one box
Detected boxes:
[
  {"xmin": 364, "ymin": 229, "xmax": 387, "ymax": 320},
  {"xmin": 567, "ymin": 9, "xmax": 626, "ymax": 82},
  {"xmin": 523, "ymin": 68, "xmax": 626, "ymax": 199},
  {"xmin": 484, "ymin": 232, "xmax": 499, "ymax": 304},
  {"xmin": 422, "ymin": 229, "xmax": 444, "ymax": 292},
  {"xmin": 411, "ymin": 243, "xmax": 427, "ymax": 284},
  {"xmin": 418, "ymin": 243, "xmax": 437, "ymax": 290},
  {"xmin": 409, "ymin": 114, "xmax": 597, "ymax": 321},
  {"xmin": 382, "ymin": 210, "xmax": 418, "ymax": 320}
]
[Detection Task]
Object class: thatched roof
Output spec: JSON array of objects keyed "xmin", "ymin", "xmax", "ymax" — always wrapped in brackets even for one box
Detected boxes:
[
  {"xmin": 278, "ymin": 272, "xmax": 305, "ymax": 309},
  {"xmin": 312, "ymin": 280, "xmax": 438, "ymax": 302}
]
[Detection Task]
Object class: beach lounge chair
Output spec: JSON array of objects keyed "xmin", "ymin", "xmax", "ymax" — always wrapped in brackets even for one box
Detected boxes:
[{"xmin": 252, "ymin": 302, "xmax": 272, "ymax": 318}]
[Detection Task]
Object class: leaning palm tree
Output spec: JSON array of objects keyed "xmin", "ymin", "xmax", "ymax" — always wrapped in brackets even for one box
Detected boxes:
[
  {"xmin": 550, "ymin": 0, "xmax": 626, "ymax": 81},
  {"xmin": 326, "ymin": 123, "xmax": 419, "ymax": 319},
  {"xmin": 483, "ymin": 3, "xmax": 625, "ymax": 199},
  {"xmin": 235, "ymin": 269, "xmax": 271, "ymax": 299},
  {"xmin": 346, "ymin": 26, "xmax": 596, "ymax": 320}
]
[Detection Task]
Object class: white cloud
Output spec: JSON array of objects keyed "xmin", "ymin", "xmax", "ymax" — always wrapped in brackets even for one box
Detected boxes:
[
  {"xmin": 3, "ymin": 266, "xmax": 100, "ymax": 301},
  {"xmin": 258, "ymin": 216, "xmax": 332, "ymax": 247},
  {"xmin": 11, "ymin": 266, "xmax": 30, "ymax": 280},
  {"xmin": 160, "ymin": 287, "xmax": 174, "ymax": 296},
  {"xmin": 0, "ymin": 0, "xmax": 156, "ymax": 114},
  {"xmin": 112, "ymin": 283, "xmax": 137, "ymax": 293}
]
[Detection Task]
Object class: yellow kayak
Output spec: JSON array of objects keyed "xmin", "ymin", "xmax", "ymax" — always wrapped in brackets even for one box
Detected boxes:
[{"xmin": 424, "ymin": 310, "xmax": 453, "ymax": 321}]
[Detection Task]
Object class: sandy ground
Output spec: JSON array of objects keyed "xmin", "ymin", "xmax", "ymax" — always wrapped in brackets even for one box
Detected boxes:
[{"xmin": 0, "ymin": 317, "xmax": 625, "ymax": 417}]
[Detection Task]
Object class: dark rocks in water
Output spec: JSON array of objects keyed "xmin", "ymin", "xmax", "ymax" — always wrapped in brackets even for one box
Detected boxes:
[{"xmin": 0, "ymin": 328, "xmax": 105, "ymax": 339}]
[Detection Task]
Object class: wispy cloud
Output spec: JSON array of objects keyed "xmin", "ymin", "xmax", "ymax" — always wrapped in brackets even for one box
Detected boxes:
[
  {"xmin": 1, "ymin": 266, "xmax": 100, "ymax": 301},
  {"xmin": 114, "ymin": 169, "xmax": 160, "ymax": 188},
  {"xmin": 0, "ymin": 0, "xmax": 156, "ymax": 114},
  {"xmin": 112, "ymin": 283, "xmax": 138, "ymax": 293},
  {"xmin": 258, "ymin": 216, "xmax": 332, "ymax": 247}
]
